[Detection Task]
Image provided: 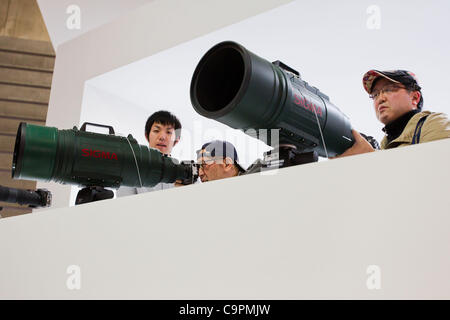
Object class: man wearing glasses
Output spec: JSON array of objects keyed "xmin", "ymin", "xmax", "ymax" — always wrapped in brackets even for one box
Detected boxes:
[
  {"xmin": 336, "ymin": 69, "xmax": 450, "ymax": 157},
  {"xmin": 195, "ymin": 140, "xmax": 246, "ymax": 183}
]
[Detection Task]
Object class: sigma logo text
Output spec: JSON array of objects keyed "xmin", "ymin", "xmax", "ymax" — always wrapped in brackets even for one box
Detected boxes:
[{"xmin": 81, "ymin": 149, "xmax": 118, "ymax": 160}]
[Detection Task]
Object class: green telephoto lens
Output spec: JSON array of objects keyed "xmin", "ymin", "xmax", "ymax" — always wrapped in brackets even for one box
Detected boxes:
[
  {"xmin": 190, "ymin": 41, "xmax": 355, "ymax": 157},
  {"xmin": 12, "ymin": 122, "xmax": 195, "ymax": 188}
]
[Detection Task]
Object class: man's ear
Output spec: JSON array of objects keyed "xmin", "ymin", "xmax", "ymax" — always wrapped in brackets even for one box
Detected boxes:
[
  {"xmin": 173, "ymin": 137, "xmax": 180, "ymax": 147},
  {"xmin": 223, "ymin": 157, "xmax": 234, "ymax": 171},
  {"xmin": 145, "ymin": 134, "xmax": 149, "ymax": 142},
  {"xmin": 411, "ymin": 91, "xmax": 421, "ymax": 108}
]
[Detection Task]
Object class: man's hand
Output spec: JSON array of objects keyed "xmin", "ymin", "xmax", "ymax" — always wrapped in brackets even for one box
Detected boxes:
[
  {"xmin": 332, "ymin": 130, "xmax": 375, "ymax": 159},
  {"xmin": 174, "ymin": 179, "xmax": 185, "ymax": 187}
]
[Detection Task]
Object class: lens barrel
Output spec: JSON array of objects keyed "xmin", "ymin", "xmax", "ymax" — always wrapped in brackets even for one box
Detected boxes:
[
  {"xmin": 12, "ymin": 123, "xmax": 193, "ymax": 188},
  {"xmin": 0, "ymin": 185, "xmax": 51, "ymax": 208},
  {"xmin": 190, "ymin": 41, "xmax": 354, "ymax": 157}
]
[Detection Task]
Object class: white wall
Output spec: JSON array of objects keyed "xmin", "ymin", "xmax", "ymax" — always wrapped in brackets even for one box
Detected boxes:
[
  {"xmin": 2, "ymin": 139, "xmax": 450, "ymax": 298},
  {"xmin": 80, "ymin": 84, "xmax": 150, "ymax": 144}
]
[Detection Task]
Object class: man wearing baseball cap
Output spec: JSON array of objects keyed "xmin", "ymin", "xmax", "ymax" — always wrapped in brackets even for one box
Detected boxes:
[
  {"xmin": 195, "ymin": 140, "xmax": 246, "ymax": 182},
  {"xmin": 337, "ymin": 69, "xmax": 450, "ymax": 157}
]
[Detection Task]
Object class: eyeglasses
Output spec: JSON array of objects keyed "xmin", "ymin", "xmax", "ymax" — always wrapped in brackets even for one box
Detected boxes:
[
  {"xmin": 197, "ymin": 157, "xmax": 223, "ymax": 169},
  {"xmin": 369, "ymin": 84, "xmax": 406, "ymax": 100}
]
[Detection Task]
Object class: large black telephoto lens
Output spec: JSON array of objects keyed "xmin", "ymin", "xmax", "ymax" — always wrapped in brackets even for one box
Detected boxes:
[
  {"xmin": 190, "ymin": 41, "xmax": 354, "ymax": 157},
  {"xmin": 0, "ymin": 185, "xmax": 51, "ymax": 208}
]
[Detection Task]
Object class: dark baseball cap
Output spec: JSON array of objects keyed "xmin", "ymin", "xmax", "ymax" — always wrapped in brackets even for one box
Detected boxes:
[
  {"xmin": 362, "ymin": 69, "xmax": 423, "ymax": 108},
  {"xmin": 196, "ymin": 140, "xmax": 246, "ymax": 172}
]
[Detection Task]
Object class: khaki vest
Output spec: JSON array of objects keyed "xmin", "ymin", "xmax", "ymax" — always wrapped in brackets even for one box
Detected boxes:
[{"xmin": 381, "ymin": 111, "xmax": 450, "ymax": 149}]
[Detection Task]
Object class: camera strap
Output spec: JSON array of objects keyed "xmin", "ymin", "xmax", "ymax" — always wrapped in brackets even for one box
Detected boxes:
[
  {"xmin": 411, "ymin": 115, "xmax": 429, "ymax": 145},
  {"xmin": 314, "ymin": 94, "xmax": 329, "ymax": 158},
  {"xmin": 118, "ymin": 133, "xmax": 143, "ymax": 188}
]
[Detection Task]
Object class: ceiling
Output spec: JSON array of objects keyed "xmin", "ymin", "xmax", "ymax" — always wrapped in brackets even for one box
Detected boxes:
[{"xmin": 37, "ymin": 0, "xmax": 154, "ymax": 50}]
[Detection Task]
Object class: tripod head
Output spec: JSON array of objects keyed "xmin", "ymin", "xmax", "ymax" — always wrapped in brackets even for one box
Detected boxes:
[{"xmin": 245, "ymin": 145, "xmax": 319, "ymax": 174}]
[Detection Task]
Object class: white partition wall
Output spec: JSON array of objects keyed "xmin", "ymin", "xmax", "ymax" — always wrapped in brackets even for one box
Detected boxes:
[{"xmin": 1, "ymin": 139, "xmax": 449, "ymax": 299}]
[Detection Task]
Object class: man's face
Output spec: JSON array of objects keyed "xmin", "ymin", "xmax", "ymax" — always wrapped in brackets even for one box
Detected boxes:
[
  {"xmin": 147, "ymin": 122, "xmax": 179, "ymax": 155},
  {"xmin": 197, "ymin": 155, "xmax": 233, "ymax": 183},
  {"xmin": 372, "ymin": 78, "xmax": 420, "ymax": 125}
]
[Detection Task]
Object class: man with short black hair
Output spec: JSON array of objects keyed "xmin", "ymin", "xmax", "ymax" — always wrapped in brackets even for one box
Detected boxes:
[
  {"xmin": 144, "ymin": 110, "xmax": 182, "ymax": 155},
  {"xmin": 336, "ymin": 69, "xmax": 450, "ymax": 157},
  {"xmin": 117, "ymin": 110, "xmax": 182, "ymax": 196},
  {"xmin": 196, "ymin": 140, "xmax": 246, "ymax": 183}
]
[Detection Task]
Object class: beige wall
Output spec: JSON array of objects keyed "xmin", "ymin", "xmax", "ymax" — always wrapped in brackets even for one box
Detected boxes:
[{"xmin": 0, "ymin": 0, "xmax": 54, "ymax": 218}]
